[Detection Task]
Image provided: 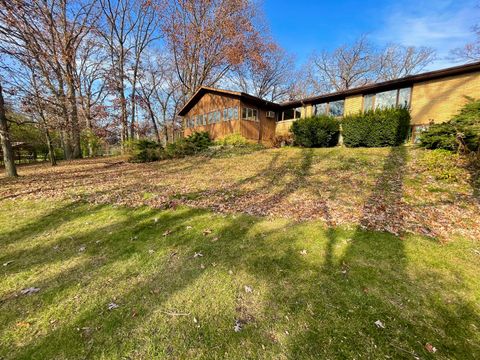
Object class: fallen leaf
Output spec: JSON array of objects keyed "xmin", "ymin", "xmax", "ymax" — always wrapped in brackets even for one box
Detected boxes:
[
  {"xmin": 202, "ymin": 229, "xmax": 212, "ymax": 236},
  {"xmin": 374, "ymin": 320, "xmax": 385, "ymax": 329},
  {"xmin": 425, "ymin": 343, "xmax": 437, "ymax": 353},
  {"xmin": 300, "ymin": 249, "xmax": 307, "ymax": 256},
  {"xmin": 244, "ymin": 285, "xmax": 253, "ymax": 293},
  {"xmin": 108, "ymin": 302, "xmax": 119, "ymax": 310},
  {"xmin": 186, "ymin": 225, "xmax": 192, "ymax": 230},
  {"xmin": 234, "ymin": 319, "xmax": 242, "ymax": 332},
  {"xmin": 20, "ymin": 287, "xmax": 40, "ymax": 295},
  {"xmin": 211, "ymin": 237, "xmax": 219, "ymax": 242},
  {"xmin": 16, "ymin": 321, "xmax": 31, "ymax": 327}
]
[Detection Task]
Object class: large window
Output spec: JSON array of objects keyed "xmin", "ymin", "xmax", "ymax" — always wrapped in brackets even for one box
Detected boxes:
[
  {"xmin": 398, "ymin": 87, "xmax": 412, "ymax": 108},
  {"xmin": 375, "ymin": 90, "xmax": 397, "ymax": 109},
  {"xmin": 312, "ymin": 101, "xmax": 344, "ymax": 117},
  {"xmin": 313, "ymin": 103, "xmax": 327, "ymax": 116},
  {"xmin": 363, "ymin": 87, "xmax": 412, "ymax": 111},
  {"xmin": 242, "ymin": 107, "xmax": 258, "ymax": 121},
  {"xmin": 363, "ymin": 94, "xmax": 374, "ymax": 112},
  {"xmin": 207, "ymin": 112, "xmax": 214, "ymax": 124},
  {"xmin": 282, "ymin": 107, "xmax": 302, "ymax": 121},
  {"xmin": 223, "ymin": 107, "xmax": 239, "ymax": 121},
  {"xmin": 329, "ymin": 100, "xmax": 344, "ymax": 117}
]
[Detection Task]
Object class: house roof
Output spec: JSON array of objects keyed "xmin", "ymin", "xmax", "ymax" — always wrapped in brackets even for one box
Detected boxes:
[
  {"xmin": 177, "ymin": 86, "xmax": 279, "ymax": 116},
  {"xmin": 178, "ymin": 61, "xmax": 480, "ymax": 116},
  {"xmin": 281, "ymin": 61, "xmax": 480, "ymax": 108}
]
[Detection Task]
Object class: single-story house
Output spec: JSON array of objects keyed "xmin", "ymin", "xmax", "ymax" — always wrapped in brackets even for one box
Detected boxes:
[{"xmin": 178, "ymin": 61, "xmax": 480, "ymax": 144}]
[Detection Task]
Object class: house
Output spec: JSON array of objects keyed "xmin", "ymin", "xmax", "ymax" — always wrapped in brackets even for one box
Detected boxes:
[{"xmin": 178, "ymin": 61, "xmax": 480, "ymax": 144}]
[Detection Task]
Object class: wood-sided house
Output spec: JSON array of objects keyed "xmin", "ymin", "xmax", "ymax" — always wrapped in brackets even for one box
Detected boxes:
[{"xmin": 178, "ymin": 61, "xmax": 480, "ymax": 144}]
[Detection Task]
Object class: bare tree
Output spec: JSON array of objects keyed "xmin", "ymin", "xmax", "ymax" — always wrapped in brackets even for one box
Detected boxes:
[
  {"xmin": 99, "ymin": 0, "xmax": 137, "ymax": 148},
  {"xmin": 138, "ymin": 56, "xmax": 165, "ymax": 143},
  {"xmin": 0, "ymin": 0, "xmax": 98, "ymax": 159},
  {"xmin": 378, "ymin": 44, "xmax": 436, "ymax": 81},
  {"xmin": 450, "ymin": 25, "xmax": 480, "ymax": 63},
  {"xmin": 127, "ymin": 1, "xmax": 161, "ymax": 140},
  {"xmin": 310, "ymin": 36, "xmax": 379, "ymax": 92},
  {"xmin": 75, "ymin": 35, "xmax": 108, "ymax": 156},
  {"xmin": 0, "ymin": 81, "xmax": 17, "ymax": 176},
  {"xmin": 229, "ymin": 44, "xmax": 296, "ymax": 102}
]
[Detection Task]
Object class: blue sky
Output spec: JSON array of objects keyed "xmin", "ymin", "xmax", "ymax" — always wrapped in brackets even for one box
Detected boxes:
[{"xmin": 263, "ymin": 0, "xmax": 478, "ymax": 69}]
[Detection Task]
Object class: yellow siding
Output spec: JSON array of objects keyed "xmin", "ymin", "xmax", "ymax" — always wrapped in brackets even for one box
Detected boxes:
[
  {"xmin": 305, "ymin": 105, "xmax": 313, "ymax": 117},
  {"xmin": 410, "ymin": 72, "xmax": 480, "ymax": 125},
  {"xmin": 344, "ymin": 95, "xmax": 363, "ymax": 115},
  {"xmin": 275, "ymin": 120, "xmax": 295, "ymax": 136}
]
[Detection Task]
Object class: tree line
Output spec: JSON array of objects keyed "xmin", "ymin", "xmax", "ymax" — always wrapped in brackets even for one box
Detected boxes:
[{"xmin": 0, "ymin": 0, "xmax": 478, "ymax": 177}]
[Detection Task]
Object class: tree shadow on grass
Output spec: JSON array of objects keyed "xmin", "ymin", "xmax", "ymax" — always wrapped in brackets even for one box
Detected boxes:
[
  {"xmin": 1, "ymin": 147, "xmax": 479, "ymax": 359},
  {"xmin": 283, "ymin": 146, "xmax": 480, "ymax": 358}
]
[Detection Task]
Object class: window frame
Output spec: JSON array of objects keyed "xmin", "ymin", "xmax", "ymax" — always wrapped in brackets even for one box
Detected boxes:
[
  {"xmin": 363, "ymin": 87, "xmax": 412, "ymax": 112},
  {"xmin": 281, "ymin": 107, "xmax": 302, "ymax": 121},
  {"xmin": 242, "ymin": 107, "xmax": 258, "ymax": 122}
]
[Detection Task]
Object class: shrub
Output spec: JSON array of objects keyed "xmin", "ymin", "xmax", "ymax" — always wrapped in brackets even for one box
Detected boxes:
[
  {"xmin": 342, "ymin": 107, "xmax": 411, "ymax": 147},
  {"xmin": 165, "ymin": 131, "xmax": 213, "ymax": 158},
  {"xmin": 291, "ymin": 115, "xmax": 340, "ymax": 147},
  {"xmin": 216, "ymin": 133, "xmax": 251, "ymax": 146},
  {"xmin": 419, "ymin": 99, "xmax": 480, "ymax": 153},
  {"xmin": 418, "ymin": 149, "xmax": 463, "ymax": 182},
  {"xmin": 125, "ymin": 139, "xmax": 163, "ymax": 163},
  {"xmin": 273, "ymin": 134, "xmax": 294, "ymax": 148}
]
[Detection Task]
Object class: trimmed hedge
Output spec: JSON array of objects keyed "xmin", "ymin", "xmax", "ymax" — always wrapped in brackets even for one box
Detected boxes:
[
  {"xmin": 291, "ymin": 115, "xmax": 340, "ymax": 147},
  {"xmin": 342, "ymin": 107, "xmax": 411, "ymax": 147},
  {"xmin": 419, "ymin": 99, "xmax": 480, "ymax": 153}
]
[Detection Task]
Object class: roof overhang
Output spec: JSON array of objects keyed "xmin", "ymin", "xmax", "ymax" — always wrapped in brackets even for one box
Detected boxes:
[
  {"xmin": 177, "ymin": 86, "xmax": 280, "ymax": 116},
  {"xmin": 280, "ymin": 61, "xmax": 480, "ymax": 108}
]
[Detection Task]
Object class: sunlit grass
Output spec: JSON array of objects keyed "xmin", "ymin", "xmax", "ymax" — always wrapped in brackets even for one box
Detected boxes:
[{"xmin": 1, "ymin": 199, "xmax": 479, "ymax": 359}]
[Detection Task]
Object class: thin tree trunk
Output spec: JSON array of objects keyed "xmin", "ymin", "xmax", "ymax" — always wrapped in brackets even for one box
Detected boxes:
[
  {"xmin": 147, "ymin": 102, "xmax": 161, "ymax": 143},
  {"xmin": 44, "ymin": 125, "xmax": 56, "ymax": 166},
  {"xmin": 0, "ymin": 83, "xmax": 18, "ymax": 177}
]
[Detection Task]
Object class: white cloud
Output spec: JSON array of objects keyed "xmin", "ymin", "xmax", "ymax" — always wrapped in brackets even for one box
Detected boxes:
[{"xmin": 373, "ymin": 0, "xmax": 479, "ymax": 68}]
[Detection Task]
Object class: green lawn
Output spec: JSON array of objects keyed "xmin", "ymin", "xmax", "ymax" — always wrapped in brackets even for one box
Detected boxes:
[
  {"xmin": 1, "ymin": 199, "xmax": 479, "ymax": 359},
  {"xmin": 1, "ymin": 146, "xmax": 479, "ymax": 359}
]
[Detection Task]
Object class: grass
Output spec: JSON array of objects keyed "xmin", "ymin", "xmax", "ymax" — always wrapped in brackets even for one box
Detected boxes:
[
  {"xmin": 0, "ymin": 199, "xmax": 479, "ymax": 359},
  {"xmin": 1, "ymin": 146, "xmax": 478, "ymax": 239},
  {"xmin": 1, "ymin": 146, "xmax": 479, "ymax": 358}
]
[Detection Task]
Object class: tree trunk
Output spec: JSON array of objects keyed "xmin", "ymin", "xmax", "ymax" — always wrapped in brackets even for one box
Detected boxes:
[
  {"xmin": 85, "ymin": 97, "xmax": 94, "ymax": 157},
  {"xmin": 147, "ymin": 102, "xmax": 161, "ymax": 143},
  {"xmin": 44, "ymin": 125, "xmax": 56, "ymax": 166},
  {"xmin": 66, "ymin": 62, "xmax": 82, "ymax": 158},
  {"xmin": 0, "ymin": 83, "xmax": 18, "ymax": 177}
]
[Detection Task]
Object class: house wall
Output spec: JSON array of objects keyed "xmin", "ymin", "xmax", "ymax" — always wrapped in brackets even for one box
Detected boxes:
[
  {"xmin": 239, "ymin": 100, "xmax": 276, "ymax": 144},
  {"xmin": 344, "ymin": 95, "xmax": 363, "ymax": 115},
  {"xmin": 410, "ymin": 71, "xmax": 480, "ymax": 125},
  {"xmin": 183, "ymin": 93, "xmax": 276, "ymax": 144},
  {"xmin": 183, "ymin": 93, "xmax": 242, "ymax": 139}
]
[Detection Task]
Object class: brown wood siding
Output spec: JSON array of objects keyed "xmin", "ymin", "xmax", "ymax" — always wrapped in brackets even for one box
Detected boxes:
[
  {"xmin": 184, "ymin": 95, "xmax": 276, "ymax": 145},
  {"xmin": 183, "ymin": 93, "xmax": 241, "ymax": 139}
]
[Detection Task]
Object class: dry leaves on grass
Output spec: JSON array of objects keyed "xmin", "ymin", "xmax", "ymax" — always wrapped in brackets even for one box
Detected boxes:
[{"xmin": 1, "ymin": 149, "xmax": 478, "ymax": 240}]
